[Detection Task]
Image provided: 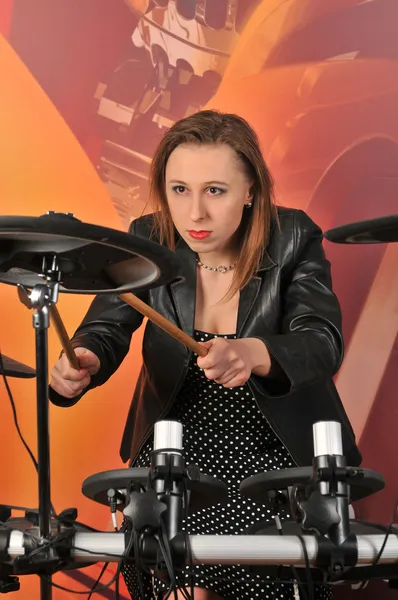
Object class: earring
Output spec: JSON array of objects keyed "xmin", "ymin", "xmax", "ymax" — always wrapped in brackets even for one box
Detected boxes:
[{"xmin": 245, "ymin": 202, "xmax": 252, "ymax": 208}]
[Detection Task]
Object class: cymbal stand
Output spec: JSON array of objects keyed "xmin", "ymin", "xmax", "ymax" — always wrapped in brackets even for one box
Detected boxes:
[{"xmin": 17, "ymin": 254, "xmax": 62, "ymax": 600}]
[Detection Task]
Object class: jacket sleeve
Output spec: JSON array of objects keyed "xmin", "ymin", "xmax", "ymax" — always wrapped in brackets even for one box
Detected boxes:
[
  {"xmin": 49, "ymin": 218, "xmax": 148, "ymax": 407},
  {"xmin": 251, "ymin": 210, "xmax": 343, "ymax": 397}
]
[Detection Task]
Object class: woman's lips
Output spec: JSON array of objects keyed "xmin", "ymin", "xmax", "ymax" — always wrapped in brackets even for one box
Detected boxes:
[{"xmin": 187, "ymin": 230, "xmax": 211, "ymax": 240}]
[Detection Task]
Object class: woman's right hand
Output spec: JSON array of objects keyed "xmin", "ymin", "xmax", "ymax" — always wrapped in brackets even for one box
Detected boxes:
[{"xmin": 50, "ymin": 347, "xmax": 100, "ymax": 399}]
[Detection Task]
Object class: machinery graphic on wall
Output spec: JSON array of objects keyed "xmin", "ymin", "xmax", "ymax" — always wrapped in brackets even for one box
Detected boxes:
[
  {"xmin": 93, "ymin": 0, "xmax": 259, "ymax": 225},
  {"xmin": 93, "ymin": 0, "xmax": 398, "ymax": 233}
]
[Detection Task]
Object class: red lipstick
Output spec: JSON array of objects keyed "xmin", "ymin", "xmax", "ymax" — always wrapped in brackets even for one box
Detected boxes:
[{"xmin": 187, "ymin": 230, "xmax": 211, "ymax": 240}]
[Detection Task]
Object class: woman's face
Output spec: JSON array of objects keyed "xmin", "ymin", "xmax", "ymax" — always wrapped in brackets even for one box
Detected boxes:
[{"xmin": 165, "ymin": 143, "xmax": 253, "ymax": 257}]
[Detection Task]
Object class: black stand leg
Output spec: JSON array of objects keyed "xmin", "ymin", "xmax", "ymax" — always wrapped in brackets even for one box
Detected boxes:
[
  {"xmin": 35, "ymin": 321, "xmax": 51, "ymax": 541},
  {"xmin": 18, "ymin": 261, "xmax": 64, "ymax": 598},
  {"xmin": 33, "ymin": 299, "xmax": 52, "ymax": 600},
  {"xmin": 40, "ymin": 575, "xmax": 52, "ymax": 600},
  {"xmin": 22, "ymin": 280, "xmax": 60, "ymax": 600}
]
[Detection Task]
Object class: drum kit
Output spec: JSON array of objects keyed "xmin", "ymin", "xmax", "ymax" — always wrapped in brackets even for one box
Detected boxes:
[{"xmin": 0, "ymin": 211, "xmax": 397, "ymax": 599}]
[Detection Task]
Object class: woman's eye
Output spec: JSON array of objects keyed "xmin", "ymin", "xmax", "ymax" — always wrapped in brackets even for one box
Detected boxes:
[
  {"xmin": 172, "ymin": 185, "xmax": 187, "ymax": 194},
  {"xmin": 207, "ymin": 187, "xmax": 225, "ymax": 196}
]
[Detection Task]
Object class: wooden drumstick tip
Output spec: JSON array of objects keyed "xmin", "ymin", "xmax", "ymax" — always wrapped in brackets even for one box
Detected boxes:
[{"xmin": 49, "ymin": 305, "xmax": 80, "ymax": 370}]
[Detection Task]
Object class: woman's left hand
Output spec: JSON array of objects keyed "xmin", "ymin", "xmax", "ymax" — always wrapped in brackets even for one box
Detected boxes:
[{"xmin": 196, "ymin": 337, "xmax": 271, "ymax": 388}]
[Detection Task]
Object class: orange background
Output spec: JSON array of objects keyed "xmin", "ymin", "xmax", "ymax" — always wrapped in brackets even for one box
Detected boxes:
[{"xmin": 1, "ymin": 1, "xmax": 397, "ymax": 598}]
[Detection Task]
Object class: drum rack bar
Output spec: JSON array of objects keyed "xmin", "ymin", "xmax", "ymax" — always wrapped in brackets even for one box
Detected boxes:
[{"xmin": 7, "ymin": 531, "xmax": 398, "ymax": 566}]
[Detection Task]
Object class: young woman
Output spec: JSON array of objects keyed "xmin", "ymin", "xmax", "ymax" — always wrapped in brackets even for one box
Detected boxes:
[{"xmin": 50, "ymin": 110, "xmax": 360, "ymax": 599}]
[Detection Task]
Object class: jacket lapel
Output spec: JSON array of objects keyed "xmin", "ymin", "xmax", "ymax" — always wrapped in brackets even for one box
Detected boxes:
[
  {"xmin": 237, "ymin": 277, "xmax": 261, "ymax": 335},
  {"xmin": 170, "ymin": 237, "xmax": 197, "ymax": 336},
  {"xmin": 169, "ymin": 238, "xmax": 277, "ymax": 337},
  {"xmin": 237, "ymin": 251, "xmax": 277, "ymax": 336}
]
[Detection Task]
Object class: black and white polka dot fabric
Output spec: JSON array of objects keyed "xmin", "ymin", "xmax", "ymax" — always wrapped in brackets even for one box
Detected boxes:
[{"xmin": 122, "ymin": 331, "xmax": 333, "ymax": 600}]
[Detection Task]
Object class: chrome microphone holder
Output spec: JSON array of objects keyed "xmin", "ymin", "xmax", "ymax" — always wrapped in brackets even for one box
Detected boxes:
[
  {"xmin": 293, "ymin": 421, "xmax": 358, "ymax": 577},
  {"xmin": 122, "ymin": 421, "xmax": 192, "ymax": 579}
]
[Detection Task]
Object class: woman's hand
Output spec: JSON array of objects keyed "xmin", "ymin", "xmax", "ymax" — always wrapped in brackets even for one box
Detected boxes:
[
  {"xmin": 50, "ymin": 347, "xmax": 100, "ymax": 399},
  {"xmin": 197, "ymin": 337, "xmax": 272, "ymax": 388}
]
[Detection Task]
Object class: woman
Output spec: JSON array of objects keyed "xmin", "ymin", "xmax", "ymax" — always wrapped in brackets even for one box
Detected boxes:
[{"xmin": 50, "ymin": 110, "xmax": 360, "ymax": 599}]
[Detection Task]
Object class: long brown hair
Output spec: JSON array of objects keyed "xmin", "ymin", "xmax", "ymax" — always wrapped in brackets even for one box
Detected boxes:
[{"xmin": 149, "ymin": 110, "xmax": 278, "ymax": 298}]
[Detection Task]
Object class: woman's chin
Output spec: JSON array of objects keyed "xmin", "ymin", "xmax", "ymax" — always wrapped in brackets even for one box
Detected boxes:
[{"xmin": 183, "ymin": 237, "xmax": 215, "ymax": 252}]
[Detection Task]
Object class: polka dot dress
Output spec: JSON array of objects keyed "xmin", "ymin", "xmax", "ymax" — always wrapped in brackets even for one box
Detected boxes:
[{"xmin": 122, "ymin": 331, "xmax": 333, "ymax": 600}]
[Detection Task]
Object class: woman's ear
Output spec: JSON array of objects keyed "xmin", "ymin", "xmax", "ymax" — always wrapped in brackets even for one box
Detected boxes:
[{"xmin": 244, "ymin": 185, "xmax": 254, "ymax": 207}]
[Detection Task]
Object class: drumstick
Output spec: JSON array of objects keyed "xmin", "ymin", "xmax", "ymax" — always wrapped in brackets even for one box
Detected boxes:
[
  {"xmin": 119, "ymin": 293, "xmax": 208, "ymax": 357},
  {"xmin": 50, "ymin": 294, "xmax": 207, "ymax": 370},
  {"xmin": 49, "ymin": 305, "xmax": 81, "ymax": 370}
]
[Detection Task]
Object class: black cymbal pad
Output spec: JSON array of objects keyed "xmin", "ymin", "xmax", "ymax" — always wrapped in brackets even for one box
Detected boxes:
[
  {"xmin": 324, "ymin": 215, "xmax": 398, "ymax": 244},
  {"xmin": 0, "ymin": 213, "xmax": 181, "ymax": 294},
  {"xmin": 240, "ymin": 466, "xmax": 385, "ymax": 503},
  {"xmin": 0, "ymin": 354, "xmax": 35, "ymax": 378}
]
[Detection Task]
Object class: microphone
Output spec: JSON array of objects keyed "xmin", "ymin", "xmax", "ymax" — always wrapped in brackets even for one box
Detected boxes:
[
  {"xmin": 299, "ymin": 421, "xmax": 352, "ymax": 548},
  {"xmin": 150, "ymin": 421, "xmax": 185, "ymax": 540}
]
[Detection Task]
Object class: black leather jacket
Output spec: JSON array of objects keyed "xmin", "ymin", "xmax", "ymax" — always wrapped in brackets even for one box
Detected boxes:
[{"xmin": 50, "ymin": 207, "xmax": 361, "ymax": 468}]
